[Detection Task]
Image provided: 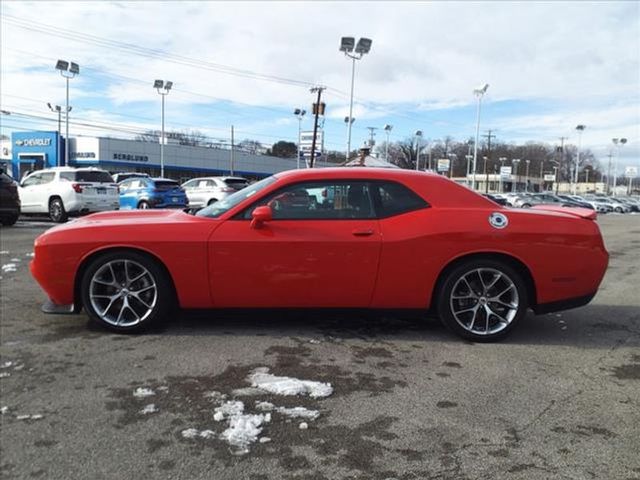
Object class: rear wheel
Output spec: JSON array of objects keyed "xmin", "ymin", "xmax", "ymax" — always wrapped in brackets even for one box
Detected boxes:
[
  {"xmin": 137, "ymin": 200, "xmax": 151, "ymax": 209},
  {"xmin": 80, "ymin": 251, "xmax": 173, "ymax": 333},
  {"xmin": 207, "ymin": 198, "xmax": 218, "ymax": 206},
  {"xmin": 49, "ymin": 197, "xmax": 68, "ymax": 223},
  {"xmin": 437, "ymin": 259, "xmax": 529, "ymax": 342},
  {"xmin": 521, "ymin": 203, "xmax": 531, "ymax": 208}
]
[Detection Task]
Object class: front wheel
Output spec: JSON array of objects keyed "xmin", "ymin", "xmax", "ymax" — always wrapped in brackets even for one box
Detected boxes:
[
  {"xmin": 437, "ymin": 259, "xmax": 529, "ymax": 342},
  {"xmin": 1, "ymin": 214, "xmax": 19, "ymax": 226},
  {"xmin": 49, "ymin": 197, "xmax": 68, "ymax": 223},
  {"xmin": 137, "ymin": 200, "xmax": 151, "ymax": 209},
  {"xmin": 80, "ymin": 251, "xmax": 174, "ymax": 333}
]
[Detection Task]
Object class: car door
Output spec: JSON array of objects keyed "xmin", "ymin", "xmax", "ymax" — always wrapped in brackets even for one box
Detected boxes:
[
  {"xmin": 118, "ymin": 179, "xmax": 137, "ymax": 209},
  {"xmin": 19, "ymin": 172, "xmax": 53, "ymax": 212},
  {"xmin": 209, "ymin": 180, "xmax": 382, "ymax": 308}
]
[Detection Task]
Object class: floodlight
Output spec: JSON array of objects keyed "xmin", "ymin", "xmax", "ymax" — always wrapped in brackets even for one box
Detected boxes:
[
  {"xmin": 415, "ymin": 130, "xmax": 423, "ymax": 137},
  {"xmin": 620, "ymin": 138, "xmax": 627, "ymax": 145},
  {"xmin": 300, "ymin": 110, "xmax": 306, "ymax": 116},
  {"xmin": 55, "ymin": 60, "xmax": 69, "ymax": 71},
  {"xmin": 164, "ymin": 81, "xmax": 173, "ymax": 90},
  {"xmin": 340, "ymin": 37, "xmax": 355, "ymax": 53},
  {"xmin": 69, "ymin": 62, "xmax": 80, "ymax": 74},
  {"xmin": 153, "ymin": 79, "xmax": 164, "ymax": 89},
  {"xmin": 355, "ymin": 38, "xmax": 372, "ymax": 54},
  {"xmin": 294, "ymin": 108, "xmax": 301, "ymax": 115},
  {"xmin": 576, "ymin": 124, "xmax": 586, "ymax": 131},
  {"xmin": 473, "ymin": 83, "xmax": 489, "ymax": 95},
  {"xmin": 384, "ymin": 124, "xmax": 393, "ymax": 132}
]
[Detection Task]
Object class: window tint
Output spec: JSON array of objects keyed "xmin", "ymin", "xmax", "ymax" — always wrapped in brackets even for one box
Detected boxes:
[
  {"xmin": 242, "ymin": 181, "xmax": 375, "ymax": 220},
  {"xmin": 224, "ymin": 178, "xmax": 249, "ymax": 190},
  {"xmin": 373, "ymin": 181, "xmax": 428, "ymax": 217},
  {"xmin": 40, "ymin": 172, "xmax": 55, "ymax": 184},
  {"xmin": 154, "ymin": 180, "xmax": 179, "ymax": 190},
  {"xmin": 75, "ymin": 171, "xmax": 114, "ymax": 183}
]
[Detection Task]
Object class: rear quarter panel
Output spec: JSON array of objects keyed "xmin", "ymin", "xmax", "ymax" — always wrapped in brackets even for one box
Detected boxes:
[{"xmin": 371, "ymin": 206, "xmax": 608, "ymax": 309}]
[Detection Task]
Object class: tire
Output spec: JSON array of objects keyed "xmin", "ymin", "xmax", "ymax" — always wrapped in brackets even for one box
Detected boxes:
[
  {"xmin": 80, "ymin": 250, "xmax": 174, "ymax": 333},
  {"xmin": 436, "ymin": 259, "xmax": 529, "ymax": 342},
  {"xmin": 521, "ymin": 203, "xmax": 531, "ymax": 208},
  {"xmin": 49, "ymin": 197, "xmax": 68, "ymax": 223},
  {"xmin": 614, "ymin": 207, "xmax": 622, "ymax": 213},
  {"xmin": 207, "ymin": 198, "xmax": 217, "ymax": 206},
  {"xmin": 0, "ymin": 214, "xmax": 19, "ymax": 226},
  {"xmin": 137, "ymin": 200, "xmax": 151, "ymax": 209}
]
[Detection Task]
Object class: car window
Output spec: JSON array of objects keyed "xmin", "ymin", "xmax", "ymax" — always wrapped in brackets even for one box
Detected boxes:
[
  {"xmin": 75, "ymin": 171, "xmax": 114, "ymax": 183},
  {"xmin": 119, "ymin": 180, "xmax": 131, "ymax": 190},
  {"xmin": 240, "ymin": 180, "xmax": 375, "ymax": 220},
  {"xmin": 39, "ymin": 172, "xmax": 55, "ymax": 184},
  {"xmin": 196, "ymin": 176, "xmax": 277, "ymax": 219},
  {"xmin": 182, "ymin": 179, "xmax": 198, "ymax": 188},
  {"xmin": 21, "ymin": 173, "xmax": 42, "ymax": 187},
  {"xmin": 224, "ymin": 178, "xmax": 249, "ymax": 190},
  {"xmin": 154, "ymin": 180, "xmax": 179, "ymax": 190},
  {"xmin": 199, "ymin": 180, "xmax": 211, "ymax": 188},
  {"xmin": 130, "ymin": 180, "xmax": 143, "ymax": 189},
  {"xmin": 372, "ymin": 181, "xmax": 429, "ymax": 217}
]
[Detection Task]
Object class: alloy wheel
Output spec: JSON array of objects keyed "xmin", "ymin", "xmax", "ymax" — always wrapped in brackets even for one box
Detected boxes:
[
  {"xmin": 88, "ymin": 259, "xmax": 158, "ymax": 327},
  {"xmin": 449, "ymin": 268, "xmax": 519, "ymax": 336}
]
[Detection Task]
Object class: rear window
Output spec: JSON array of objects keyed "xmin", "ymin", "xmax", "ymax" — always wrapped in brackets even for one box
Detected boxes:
[
  {"xmin": 224, "ymin": 179, "xmax": 249, "ymax": 190},
  {"xmin": 61, "ymin": 171, "xmax": 114, "ymax": 183},
  {"xmin": 154, "ymin": 180, "xmax": 180, "ymax": 190}
]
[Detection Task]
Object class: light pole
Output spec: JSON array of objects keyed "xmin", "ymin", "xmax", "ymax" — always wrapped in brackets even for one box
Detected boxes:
[
  {"xmin": 471, "ymin": 83, "xmax": 489, "ymax": 190},
  {"xmin": 294, "ymin": 109, "xmax": 306, "ymax": 169},
  {"xmin": 525, "ymin": 159, "xmax": 530, "ymax": 192},
  {"xmin": 55, "ymin": 60, "xmax": 79, "ymax": 166},
  {"xmin": 340, "ymin": 36, "xmax": 372, "ymax": 163},
  {"xmin": 153, "ymin": 80, "xmax": 173, "ymax": 178},
  {"xmin": 415, "ymin": 130, "xmax": 423, "ymax": 171},
  {"xmin": 512, "ymin": 158, "xmax": 520, "ymax": 193},
  {"xmin": 383, "ymin": 124, "xmax": 393, "ymax": 162},
  {"xmin": 499, "ymin": 156, "xmax": 507, "ymax": 193},
  {"xmin": 47, "ymin": 103, "xmax": 69, "ymax": 166},
  {"xmin": 465, "ymin": 154, "xmax": 473, "ymax": 186},
  {"xmin": 344, "ymin": 116, "xmax": 355, "ymax": 160},
  {"xmin": 612, "ymin": 137, "xmax": 627, "ymax": 195},
  {"xmin": 573, "ymin": 124, "xmax": 586, "ymax": 195}
]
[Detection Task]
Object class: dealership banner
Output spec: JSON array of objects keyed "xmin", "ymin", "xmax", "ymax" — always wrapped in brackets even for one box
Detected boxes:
[
  {"xmin": 500, "ymin": 166, "xmax": 512, "ymax": 179},
  {"xmin": 625, "ymin": 166, "xmax": 638, "ymax": 178},
  {"xmin": 437, "ymin": 159, "xmax": 450, "ymax": 172}
]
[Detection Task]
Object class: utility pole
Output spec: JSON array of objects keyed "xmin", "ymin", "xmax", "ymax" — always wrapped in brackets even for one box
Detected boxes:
[
  {"xmin": 309, "ymin": 86, "xmax": 326, "ymax": 168},
  {"xmin": 230, "ymin": 125, "xmax": 235, "ymax": 175},
  {"xmin": 366, "ymin": 127, "xmax": 377, "ymax": 151},
  {"xmin": 606, "ymin": 151, "xmax": 613, "ymax": 194},
  {"xmin": 482, "ymin": 129, "xmax": 495, "ymax": 193},
  {"xmin": 558, "ymin": 136, "xmax": 567, "ymax": 193}
]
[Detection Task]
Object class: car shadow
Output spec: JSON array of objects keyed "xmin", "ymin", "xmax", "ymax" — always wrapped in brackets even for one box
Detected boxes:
[{"xmin": 156, "ymin": 304, "xmax": 640, "ymax": 349}]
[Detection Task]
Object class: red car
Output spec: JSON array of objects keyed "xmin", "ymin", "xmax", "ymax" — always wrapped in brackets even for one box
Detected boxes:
[{"xmin": 30, "ymin": 168, "xmax": 608, "ymax": 342}]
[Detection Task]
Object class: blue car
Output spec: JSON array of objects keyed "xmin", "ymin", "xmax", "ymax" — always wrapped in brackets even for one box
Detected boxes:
[{"xmin": 118, "ymin": 177, "xmax": 188, "ymax": 210}]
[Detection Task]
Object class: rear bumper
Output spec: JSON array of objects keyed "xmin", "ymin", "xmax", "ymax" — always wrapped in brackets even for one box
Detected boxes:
[{"xmin": 533, "ymin": 292, "xmax": 596, "ymax": 315}]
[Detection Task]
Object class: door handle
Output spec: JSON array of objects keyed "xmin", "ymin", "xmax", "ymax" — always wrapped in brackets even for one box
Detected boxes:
[{"xmin": 352, "ymin": 229, "xmax": 374, "ymax": 237}]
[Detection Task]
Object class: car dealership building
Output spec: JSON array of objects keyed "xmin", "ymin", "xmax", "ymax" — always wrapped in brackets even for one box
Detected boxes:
[{"xmin": 5, "ymin": 130, "xmax": 328, "ymax": 181}]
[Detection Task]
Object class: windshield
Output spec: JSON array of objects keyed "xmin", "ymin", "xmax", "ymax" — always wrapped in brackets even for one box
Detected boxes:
[
  {"xmin": 61, "ymin": 171, "xmax": 115, "ymax": 183},
  {"xmin": 196, "ymin": 176, "xmax": 277, "ymax": 218}
]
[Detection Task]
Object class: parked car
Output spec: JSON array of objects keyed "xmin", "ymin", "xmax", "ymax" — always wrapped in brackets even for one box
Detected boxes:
[
  {"xmin": 604, "ymin": 197, "xmax": 632, "ymax": 213},
  {"xmin": 118, "ymin": 177, "xmax": 188, "ymax": 209},
  {"xmin": 112, "ymin": 172, "xmax": 150, "ymax": 184},
  {"xmin": 30, "ymin": 168, "xmax": 608, "ymax": 343},
  {"xmin": 618, "ymin": 197, "xmax": 640, "ymax": 212},
  {"xmin": 18, "ymin": 167, "xmax": 119, "ymax": 222},
  {"xmin": 0, "ymin": 168, "xmax": 20, "ymax": 226},
  {"xmin": 181, "ymin": 176, "xmax": 249, "ymax": 210},
  {"xmin": 583, "ymin": 197, "xmax": 613, "ymax": 214},
  {"xmin": 482, "ymin": 193, "xmax": 508, "ymax": 206},
  {"xmin": 533, "ymin": 193, "xmax": 594, "ymax": 210},
  {"xmin": 513, "ymin": 194, "xmax": 546, "ymax": 208}
]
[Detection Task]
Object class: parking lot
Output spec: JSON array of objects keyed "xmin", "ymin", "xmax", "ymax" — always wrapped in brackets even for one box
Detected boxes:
[{"xmin": 0, "ymin": 215, "xmax": 639, "ymax": 480}]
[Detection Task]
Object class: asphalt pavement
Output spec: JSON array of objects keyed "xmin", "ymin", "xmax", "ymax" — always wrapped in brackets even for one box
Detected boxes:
[{"xmin": 1, "ymin": 215, "xmax": 639, "ymax": 480}]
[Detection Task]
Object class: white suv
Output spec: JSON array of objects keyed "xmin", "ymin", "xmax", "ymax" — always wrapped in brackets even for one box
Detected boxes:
[
  {"xmin": 19, "ymin": 167, "xmax": 120, "ymax": 222},
  {"xmin": 181, "ymin": 176, "xmax": 249, "ymax": 209}
]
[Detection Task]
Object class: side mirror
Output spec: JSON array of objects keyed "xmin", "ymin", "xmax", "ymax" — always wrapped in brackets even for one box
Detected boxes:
[{"xmin": 250, "ymin": 205, "xmax": 272, "ymax": 229}]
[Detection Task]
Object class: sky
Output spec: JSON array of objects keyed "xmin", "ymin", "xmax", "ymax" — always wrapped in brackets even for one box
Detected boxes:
[{"xmin": 1, "ymin": 0, "xmax": 639, "ymax": 168}]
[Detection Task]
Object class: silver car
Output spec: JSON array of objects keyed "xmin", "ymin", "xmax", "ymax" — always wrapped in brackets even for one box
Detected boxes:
[{"xmin": 181, "ymin": 176, "xmax": 249, "ymax": 209}]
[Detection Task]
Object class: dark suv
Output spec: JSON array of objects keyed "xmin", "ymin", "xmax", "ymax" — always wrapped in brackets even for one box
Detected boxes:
[{"xmin": 0, "ymin": 169, "xmax": 21, "ymax": 226}]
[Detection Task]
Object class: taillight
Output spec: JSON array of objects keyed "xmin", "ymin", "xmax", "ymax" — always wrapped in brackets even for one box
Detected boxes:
[{"xmin": 71, "ymin": 183, "xmax": 83, "ymax": 193}]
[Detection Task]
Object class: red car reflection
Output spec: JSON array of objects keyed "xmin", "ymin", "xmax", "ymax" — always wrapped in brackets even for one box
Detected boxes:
[{"xmin": 30, "ymin": 168, "xmax": 608, "ymax": 342}]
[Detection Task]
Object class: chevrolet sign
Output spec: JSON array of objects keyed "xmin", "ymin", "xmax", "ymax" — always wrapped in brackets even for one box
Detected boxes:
[{"xmin": 15, "ymin": 138, "xmax": 52, "ymax": 147}]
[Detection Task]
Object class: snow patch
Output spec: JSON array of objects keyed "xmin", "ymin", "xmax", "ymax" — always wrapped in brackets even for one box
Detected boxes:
[
  {"xmin": 220, "ymin": 413, "xmax": 266, "ymax": 454},
  {"xmin": 133, "ymin": 387, "xmax": 155, "ymax": 398},
  {"xmin": 253, "ymin": 401, "xmax": 320, "ymax": 420},
  {"xmin": 0, "ymin": 372, "xmax": 10, "ymax": 378},
  {"xmin": 248, "ymin": 367, "xmax": 333, "ymax": 398},
  {"xmin": 25, "ymin": 253, "xmax": 35, "ymax": 258},
  {"xmin": 0, "ymin": 406, "xmax": 8, "ymax": 415},
  {"xmin": 181, "ymin": 428, "xmax": 200, "ymax": 439},
  {"xmin": 1, "ymin": 361, "xmax": 13, "ymax": 369},
  {"xmin": 299, "ymin": 422, "xmax": 308, "ymax": 430},
  {"xmin": 214, "ymin": 400, "xmax": 244, "ymax": 420},
  {"xmin": 259, "ymin": 437, "xmax": 271, "ymax": 443},
  {"xmin": 255, "ymin": 401, "xmax": 275, "ymax": 411},
  {"xmin": 16, "ymin": 414, "xmax": 44, "ymax": 421},
  {"xmin": 140, "ymin": 404, "xmax": 158, "ymax": 415},
  {"xmin": 10, "ymin": 258, "xmax": 21, "ymax": 262},
  {"xmin": 1, "ymin": 264, "xmax": 17, "ymax": 273},
  {"xmin": 0, "ymin": 251, "xmax": 9, "ymax": 255}
]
